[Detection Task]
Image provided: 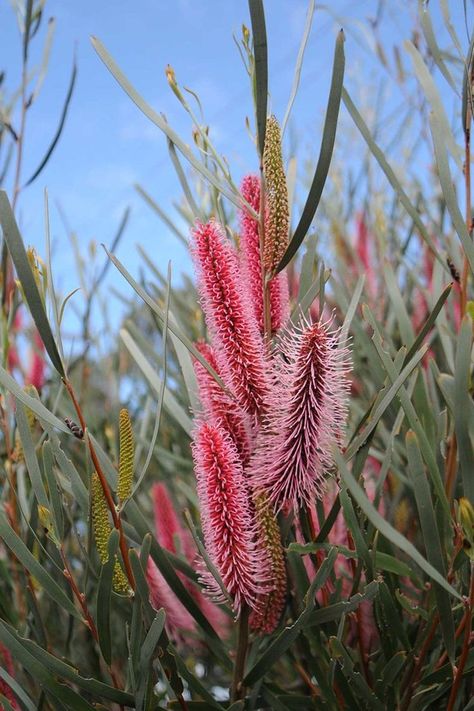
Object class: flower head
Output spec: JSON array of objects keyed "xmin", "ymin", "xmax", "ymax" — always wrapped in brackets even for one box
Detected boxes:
[
  {"xmin": 191, "ymin": 219, "xmax": 270, "ymax": 419},
  {"xmin": 193, "ymin": 341, "xmax": 251, "ymax": 463},
  {"xmin": 250, "ymin": 316, "xmax": 351, "ymax": 511},
  {"xmin": 192, "ymin": 420, "xmax": 270, "ymax": 613}
]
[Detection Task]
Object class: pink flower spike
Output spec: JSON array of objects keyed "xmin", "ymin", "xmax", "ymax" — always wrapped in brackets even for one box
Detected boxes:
[
  {"xmin": 250, "ymin": 316, "xmax": 351, "ymax": 512},
  {"xmin": 193, "ymin": 341, "xmax": 252, "ymax": 463},
  {"xmin": 192, "ymin": 420, "xmax": 270, "ymax": 614},
  {"xmin": 191, "ymin": 219, "xmax": 270, "ymax": 419},
  {"xmin": 240, "ymin": 175, "xmax": 289, "ymax": 333}
]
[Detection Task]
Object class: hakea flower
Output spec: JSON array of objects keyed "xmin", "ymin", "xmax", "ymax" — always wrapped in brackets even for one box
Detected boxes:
[
  {"xmin": 249, "ymin": 493, "xmax": 287, "ymax": 634},
  {"xmin": 262, "ymin": 116, "xmax": 289, "ymax": 274},
  {"xmin": 240, "ymin": 174, "xmax": 289, "ymax": 333},
  {"xmin": 0, "ymin": 642, "xmax": 18, "ymax": 710},
  {"xmin": 193, "ymin": 341, "xmax": 251, "ymax": 464},
  {"xmin": 249, "ymin": 316, "xmax": 351, "ymax": 512},
  {"xmin": 191, "ymin": 219, "xmax": 270, "ymax": 419},
  {"xmin": 150, "ymin": 482, "xmax": 228, "ymax": 638},
  {"xmin": 192, "ymin": 421, "xmax": 270, "ymax": 614}
]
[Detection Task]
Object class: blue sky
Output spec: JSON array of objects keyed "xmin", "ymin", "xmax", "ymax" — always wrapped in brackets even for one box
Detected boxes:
[{"xmin": 0, "ymin": 0, "xmax": 469, "ymax": 334}]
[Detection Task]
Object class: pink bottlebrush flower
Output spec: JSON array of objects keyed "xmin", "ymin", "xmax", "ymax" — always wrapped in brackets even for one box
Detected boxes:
[
  {"xmin": 240, "ymin": 174, "xmax": 289, "ymax": 333},
  {"xmin": 26, "ymin": 330, "xmax": 45, "ymax": 390},
  {"xmin": 0, "ymin": 642, "xmax": 18, "ymax": 710},
  {"xmin": 146, "ymin": 558, "xmax": 196, "ymax": 643},
  {"xmin": 250, "ymin": 316, "xmax": 351, "ymax": 512},
  {"xmin": 191, "ymin": 219, "xmax": 270, "ymax": 419},
  {"xmin": 193, "ymin": 341, "xmax": 252, "ymax": 464},
  {"xmin": 192, "ymin": 420, "xmax": 270, "ymax": 614}
]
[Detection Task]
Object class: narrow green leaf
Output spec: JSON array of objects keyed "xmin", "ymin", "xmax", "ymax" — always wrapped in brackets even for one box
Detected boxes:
[
  {"xmin": 96, "ymin": 529, "xmax": 120, "ymax": 666},
  {"xmin": 342, "ymin": 90, "xmax": 447, "ymax": 272},
  {"xmin": 248, "ymin": 0, "xmax": 268, "ymax": 157},
  {"xmin": 105, "ymin": 245, "xmax": 227, "ymax": 391},
  {"xmin": 429, "ymin": 113, "xmax": 474, "ymax": 275},
  {"xmin": 462, "ymin": 27, "xmax": 474, "ymax": 136},
  {"xmin": 0, "ymin": 367, "xmax": 68, "ymax": 433},
  {"xmin": 282, "ymin": 0, "xmax": 315, "ymax": 136},
  {"xmin": 136, "ymin": 610, "xmax": 166, "ymax": 708},
  {"xmin": 167, "ymin": 139, "xmax": 201, "ymax": 219},
  {"xmin": 49, "ymin": 434, "xmax": 89, "ymax": 513},
  {"xmin": 454, "ymin": 315, "xmax": 474, "ymax": 500},
  {"xmin": 340, "ymin": 274, "xmax": 365, "ymax": 345},
  {"xmin": 330, "ymin": 636, "xmax": 385, "ymax": 711},
  {"xmin": 0, "ymin": 191, "xmax": 65, "ymax": 376},
  {"xmin": 44, "ymin": 189, "xmax": 64, "ymax": 363},
  {"xmin": 22, "ymin": 0, "xmax": 34, "ymax": 61},
  {"xmin": 91, "ymin": 37, "xmax": 250, "ymax": 215},
  {"xmin": 335, "ymin": 450, "xmax": 461, "ymax": 599},
  {"xmin": 0, "ymin": 622, "xmax": 96, "ymax": 710},
  {"xmin": 278, "ymin": 30, "xmax": 345, "ymax": 272},
  {"xmin": 345, "ymin": 342, "xmax": 428, "ymax": 460},
  {"xmin": 130, "ymin": 263, "xmax": 171, "ymax": 499},
  {"xmin": 405, "ymin": 40, "xmax": 461, "ymax": 169},
  {"xmin": 383, "ymin": 262, "xmax": 415, "ymax": 347},
  {"xmin": 363, "ymin": 305, "xmax": 449, "ymax": 516},
  {"xmin": 24, "ymin": 58, "xmax": 77, "ymax": 187},
  {"xmin": 403, "ymin": 282, "xmax": 452, "ymax": 367},
  {"xmin": 0, "ymin": 512, "xmax": 81, "ymax": 617},
  {"xmin": 42, "ymin": 440, "xmax": 64, "ymax": 541},
  {"xmin": 120, "ymin": 328, "xmax": 192, "ymax": 435},
  {"xmin": 0, "ymin": 667, "xmax": 35, "ymax": 711},
  {"xmin": 135, "ymin": 183, "xmax": 187, "ymax": 245},
  {"xmin": 244, "ymin": 573, "xmax": 376, "ymax": 686},
  {"xmin": 306, "ymin": 580, "xmax": 379, "ymax": 626},
  {"xmin": 16, "ymin": 401, "xmax": 49, "ymax": 508},
  {"xmin": 406, "ymin": 430, "xmax": 455, "ymax": 662},
  {"xmin": 418, "ymin": 0, "xmax": 457, "ymax": 93}
]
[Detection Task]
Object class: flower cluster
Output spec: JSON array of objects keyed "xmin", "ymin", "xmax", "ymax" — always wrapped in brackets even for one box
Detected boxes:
[{"xmin": 188, "ymin": 155, "xmax": 351, "ymax": 629}]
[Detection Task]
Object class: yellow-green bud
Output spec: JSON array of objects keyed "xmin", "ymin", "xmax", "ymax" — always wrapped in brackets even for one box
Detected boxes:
[
  {"xmin": 263, "ymin": 115, "xmax": 289, "ymax": 274},
  {"xmin": 117, "ymin": 408, "xmax": 134, "ymax": 503},
  {"xmin": 91, "ymin": 473, "xmax": 110, "ymax": 563}
]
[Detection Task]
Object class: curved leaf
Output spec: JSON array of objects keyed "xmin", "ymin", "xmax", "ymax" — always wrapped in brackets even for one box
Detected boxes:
[
  {"xmin": 277, "ymin": 30, "xmax": 345, "ymax": 272},
  {"xmin": 0, "ymin": 191, "xmax": 65, "ymax": 376},
  {"xmin": 248, "ymin": 0, "xmax": 268, "ymax": 157}
]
